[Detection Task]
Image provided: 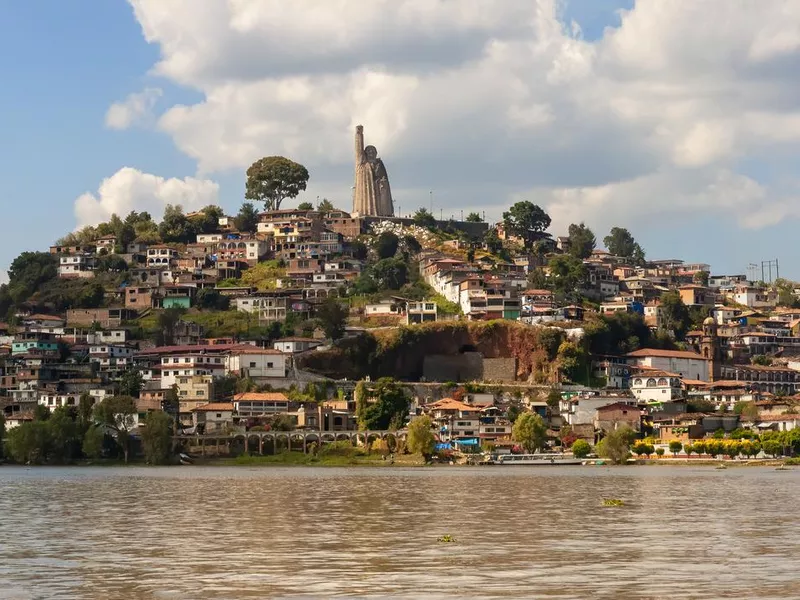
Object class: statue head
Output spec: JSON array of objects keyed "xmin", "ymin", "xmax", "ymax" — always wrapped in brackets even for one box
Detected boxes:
[{"xmin": 364, "ymin": 145, "xmax": 378, "ymax": 161}]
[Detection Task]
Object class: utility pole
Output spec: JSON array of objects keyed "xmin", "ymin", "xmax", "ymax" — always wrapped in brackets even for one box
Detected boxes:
[{"xmin": 430, "ymin": 190, "xmax": 433, "ymax": 213}]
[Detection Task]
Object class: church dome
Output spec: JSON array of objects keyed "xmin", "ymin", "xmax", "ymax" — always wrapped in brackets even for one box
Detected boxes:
[{"xmin": 703, "ymin": 317, "xmax": 716, "ymax": 326}]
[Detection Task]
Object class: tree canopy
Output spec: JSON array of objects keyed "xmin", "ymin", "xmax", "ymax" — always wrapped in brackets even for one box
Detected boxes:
[
  {"xmin": 245, "ymin": 156, "xmax": 310, "ymax": 211},
  {"xmin": 356, "ymin": 378, "xmax": 409, "ymax": 430},
  {"xmin": 567, "ymin": 222, "xmax": 596, "ymax": 259},
  {"xmin": 94, "ymin": 396, "xmax": 138, "ymax": 463},
  {"xmin": 316, "ymin": 297, "xmax": 348, "ymax": 340},
  {"xmin": 375, "ymin": 231, "xmax": 399, "ymax": 259},
  {"xmin": 233, "ymin": 202, "xmax": 260, "ymax": 234},
  {"xmin": 159, "ymin": 205, "xmax": 196, "ymax": 244},
  {"xmin": 297, "ymin": 201, "xmax": 314, "ymax": 210},
  {"xmin": 660, "ymin": 290, "xmax": 690, "ymax": 339},
  {"xmin": 413, "ymin": 207, "xmax": 436, "ymax": 228},
  {"xmin": 465, "ymin": 212, "xmax": 483, "ymax": 222},
  {"xmin": 317, "ymin": 198, "xmax": 335, "ymax": 212},
  {"xmin": 512, "ymin": 412, "xmax": 547, "ymax": 453},
  {"xmin": 603, "ymin": 227, "xmax": 645, "ymax": 264},
  {"xmin": 502, "ymin": 201, "xmax": 551, "ymax": 250},
  {"xmin": 407, "ymin": 415, "xmax": 436, "ymax": 460}
]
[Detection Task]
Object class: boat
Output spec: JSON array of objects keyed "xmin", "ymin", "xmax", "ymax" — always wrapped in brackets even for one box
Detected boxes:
[
  {"xmin": 496, "ymin": 453, "xmax": 584, "ymax": 466},
  {"xmin": 179, "ymin": 453, "xmax": 194, "ymax": 465}
]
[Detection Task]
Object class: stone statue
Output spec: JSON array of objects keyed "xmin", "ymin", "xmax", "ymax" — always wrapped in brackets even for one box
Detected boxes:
[{"xmin": 353, "ymin": 125, "xmax": 394, "ymax": 216}]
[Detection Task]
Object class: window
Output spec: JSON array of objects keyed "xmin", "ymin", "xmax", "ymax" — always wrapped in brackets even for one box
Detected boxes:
[
  {"xmin": 197, "ymin": 391, "xmax": 205, "ymax": 396},
  {"xmin": 249, "ymin": 361, "xmax": 256, "ymax": 368},
  {"xmin": 267, "ymin": 362, "xmax": 274, "ymax": 368},
  {"xmin": 216, "ymin": 413, "xmax": 222, "ymax": 418}
]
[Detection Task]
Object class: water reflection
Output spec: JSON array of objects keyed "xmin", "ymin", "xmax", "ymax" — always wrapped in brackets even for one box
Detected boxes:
[{"xmin": 1, "ymin": 466, "xmax": 799, "ymax": 599}]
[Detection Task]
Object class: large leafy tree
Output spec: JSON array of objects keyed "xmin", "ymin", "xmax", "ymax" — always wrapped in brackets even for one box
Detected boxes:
[
  {"xmin": 413, "ymin": 207, "xmax": 436, "ymax": 228},
  {"xmin": 407, "ymin": 415, "xmax": 436, "ymax": 460},
  {"xmin": 141, "ymin": 411, "xmax": 174, "ymax": 465},
  {"xmin": 660, "ymin": 290, "xmax": 690, "ymax": 339},
  {"xmin": 375, "ymin": 232, "xmax": 399, "ymax": 259},
  {"xmin": 512, "ymin": 412, "xmax": 547, "ymax": 453},
  {"xmin": 371, "ymin": 258, "xmax": 408, "ymax": 290},
  {"xmin": 465, "ymin": 212, "xmax": 483, "ymax": 223},
  {"xmin": 603, "ymin": 227, "xmax": 646, "ymax": 264},
  {"xmin": 159, "ymin": 205, "xmax": 196, "ymax": 244},
  {"xmin": 567, "ymin": 222, "xmax": 596, "ymax": 259},
  {"xmin": 316, "ymin": 298, "xmax": 349, "ymax": 340},
  {"xmin": 297, "ymin": 201, "xmax": 314, "ymax": 210},
  {"xmin": 233, "ymin": 202, "xmax": 260, "ymax": 234},
  {"xmin": 189, "ymin": 205, "xmax": 224, "ymax": 234},
  {"xmin": 7, "ymin": 251, "xmax": 58, "ymax": 305},
  {"xmin": 547, "ymin": 255, "xmax": 587, "ymax": 298},
  {"xmin": 245, "ymin": 156, "xmax": 310, "ymax": 211},
  {"xmin": 356, "ymin": 378, "xmax": 410, "ymax": 430},
  {"xmin": 94, "ymin": 396, "xmax": 138, "ymax": 463},
  {"xmin": 118, "ymin": 368, "xmax": 144, "ymax": 398},
  {"xmin": 502, "ymin": 201, "xmax": 551, "ymax": 250},
  {"xmin": 318, "ymin": 198, "xmax": 335, "ymax": 212}
]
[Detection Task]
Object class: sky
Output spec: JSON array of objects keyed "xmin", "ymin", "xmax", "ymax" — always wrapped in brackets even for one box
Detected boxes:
[{"xmin": 2, "ymin": 0, "xmax": 800, "ymax": 282}]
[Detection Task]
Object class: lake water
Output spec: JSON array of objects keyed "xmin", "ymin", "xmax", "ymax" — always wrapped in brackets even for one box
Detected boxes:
[{"xmin": 1, "ymin": 465, "xmax": 799, "ymax": 599}]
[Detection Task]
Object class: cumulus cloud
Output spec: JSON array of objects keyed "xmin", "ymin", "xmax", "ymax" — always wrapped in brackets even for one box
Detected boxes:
[
  {"xmin": 74, "ymin": 167, "xmax": 219, "ymax": 227},
  {"xmin": 123, "ymin": 0, "xmax": 800, "ymax": 231},
  {"xmin": 105, "ymin": 87, "xmax": 163, "ymax": 130}
]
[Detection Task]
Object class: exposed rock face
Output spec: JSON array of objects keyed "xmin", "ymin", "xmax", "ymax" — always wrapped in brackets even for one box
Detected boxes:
[{"xmin": 353, "ymin": 125, "xmax": 394, "ymax": 217}]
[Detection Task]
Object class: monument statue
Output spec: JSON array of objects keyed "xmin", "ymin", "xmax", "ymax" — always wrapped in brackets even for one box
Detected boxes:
[{"xmin": 353, "ymin": 125, "xmax": 394, "ymax": 216}]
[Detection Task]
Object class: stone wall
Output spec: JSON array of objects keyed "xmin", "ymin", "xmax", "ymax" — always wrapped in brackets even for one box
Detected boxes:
[
  {"xmin": 482, "ymin": 358, "xmax": 518, "ymax": 382},
  {"xmin": 423, "ymin": 353, "xmax": 484, "ymax": 382}
]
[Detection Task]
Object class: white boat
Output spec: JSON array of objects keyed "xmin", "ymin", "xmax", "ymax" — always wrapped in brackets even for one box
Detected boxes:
[{"xmin": 496, "ymin": 453, "xmax": 583, "ymax": 466}]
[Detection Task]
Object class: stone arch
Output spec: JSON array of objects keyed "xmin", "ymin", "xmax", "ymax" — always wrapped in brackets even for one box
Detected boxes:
[{"xmin": 646, "ymin": 378, "xmax": 657, "ymax": 387}]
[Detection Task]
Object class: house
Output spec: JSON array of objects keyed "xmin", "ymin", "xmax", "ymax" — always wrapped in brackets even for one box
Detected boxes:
[
  {"xmin": 594, "ymin": 402, "xmax": 643, "ymax": 433},
  {"xmin": 559, "ymin": 395, "xmax": 639, "ymax": 426},
  {"xmin": 592, "ymin": 359, "xmax": 631, "ymax": 389},
  {"xmin": 175, "ymin": 374, "xmax": 214, "ymax": 415},
  {"xmin": 225, "ymin": 346, "xmax": 287, "ymax": 379},
  {"xmin": 146, "ymin": 245, "xmax": 178, "ymax": 268},
  {"xmin": 125, "ymin": 286, "xmax": 155, "ymax": 309},
  {"xmin": 679, "ymin": 284, "xmax": 714, "ymax": 307},
  {"xmin": 520, "ymin": 289, "xmax": 555, "ymax": 311},
  {"xmin": 426, "ymin": 398, "xmax": 482, "ymax": 443},
  {"xmin": 364, "ymin": 299, "xmax": 403, "ymax": 318},
  {"xmin": 95, "ymin": 234, "xmax": 117, "ymax": 252},
  {"xmin": 191, "ymin": 402, "xmax": 234, "ymax": 434},
  {"xmin": 67, "ymin": 308, "xmax": 138, "ymax": 328},
  {"xmin": 626, "ymin": 348, "xmax": 710, "ymax": 382},
  {"xmin": 630, "ymin": 370, "xmax": 684, "ymax": 403},
  {"xmin": 406, "ymin": 300, "xmax": 438, "ymax": 324},
  {"xmin": 232, "ymin": 392, "xmax": 293, "ymax": 417},
  {"xmin": 4, "ymin": 411, "xmax": 34, "ymax": 430},
  {"xmin": 59, "ymin": 254, "xmax": 96, "ymax": 278},
  {"xmin": 216, "ymin": 236, "xmax": 268, "ymax": 264},
  {"xmin": 653, "ymin": 413, "xmax": 706, "ymax": 442},
  {"xmin": 272, "ymin": 337, "xmax": 323, "ymax": 354}
]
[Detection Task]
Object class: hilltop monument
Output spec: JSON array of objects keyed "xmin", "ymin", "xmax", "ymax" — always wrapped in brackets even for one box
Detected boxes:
[{"xmin": 353, "ymin": 125, "xmax": 394, "ymax": 216}]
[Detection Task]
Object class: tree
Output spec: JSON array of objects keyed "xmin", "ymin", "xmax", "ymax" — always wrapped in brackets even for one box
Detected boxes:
[
  {"xmin": 763, "ymin": 439, "xmax": 782, "ymax": 457},
  {"xmin": 190, "ymin": 205, "xmax": 224, "ymax": 234},
  {"xmin": 655, "ymin": 447, "xmax": 665, "ymax": 457},
  {"xmin": 483, "ymin": 228, "xmax": 503, "ymax": 255},
  {"xmin": 141, "ymin": 411, "xmax": 174, "ymax": 464},
  {"xmin": 356, "ymin": 378, "xmax": 410, "ymax": 430},
  {"xmin": 95, "ymin": 254, "xmax": 129, "ymax": 273},
  {"xmin": 82, "ymin": 425, "xmax": 105, "ymax": 459},
  {"xmin": 48, "ymin": 406, "xmax": 80, "ymax": 463},
  {"xmin": 567, "ymin": 223, "xmax": 596, "ymax": 259},
  {"xmin": 403, "ymin": 235, "xmax": 422, "ymax": 255},
  {"xmin": 316, "ymin": 297, "xmax": 348, "ymax": 340},
  {"xmin": 413, "ymin": 207, "xmax": 436, "ymax": 228},
  {"xmin": 94, "ymin": 396, "xmax": 137, "ymax": 463},
  {"xmin": 693, "ymin": 271, "xmax": 710, "ymax": 286},
  {"xmin": 156, "ymin": 307, "xmax": 186, "ymax": 346},
  {"xmin": 751, "ymin": 354, "xmax": 772, "ymax": 366},
  {"xmin": 245, "ymin": 156, "xmax": 310, "ymax": 211},
  {"xmin": 546, "ymin": 388, "xmax": 562, "ymax": 410},
  {"xmin": 465, "ymin": 212, "xmax": 483, "ymax": 223},
  {"xmin": 196, "ymin": 288, "xmax": 230, "ymax": 311},
  {"xmin": 7, "ymin": 251, "xmax": 58, "ymax": 305},
  {"xmin": 506, "ymin": 403, "xmax": 522, "ymax": 425},
  {"xmin": 371, "ymin": 258, "xmax": 408, "ymax": 290},
  {"xmin": 5, "ymin": 421, "xmax": 51, "ymax": 464},
  {"xmin": 118, "ymin": 368, "xmax": 143, "ymax": 398},
  {"xmin": 596, "ymin": 426, "xmax": 633, "ymax": 464},
  {"xmin": 548, "ymin": 255, "xmax": 587, "ymax": 298},
  {"xmin": 502, "ymin": 201, "xmax": 552, "ymax": 250},
  {"xmin": 660, "ymin": 290, "xmax": 690, "ymax": 339},
  {"xmin": 734, "ymin": 401, "xmax": 759, "ymax": 420},
  {"xmin": 233, "ymin": 202, "xmax": 259, "ymax": 234},
  {"xmin": 632, "ymin": 442, "xmax": 653, "ymax": 458},
  {"xmin": 512, "ymin": 412, "xmax": 547, "ymax": 453},
  {"xmin": 159, "ymin": 204, "xmax": 196, "ymax": 244},
  {"xmin": 603, "ymin": 227, "xmax": 645, "ymax": 264},
  {"xmin": 317, "ymin": 198, "xmax": 335, "ymax": 212},
  {"xmin": 407, "ymin": 415, "xmax": 436, "ymax": 461},
  {"xmin": 375, "ymin": 232, "xmax": 399, "ymax": 259},
  {"xmin": 349, "ymin": 240, "xmax": 368, "ymax": 260},
  {"xmin": 297, "ymin": 201, "xmax": 314, "ymax": 210},
  {"xmin": 669, "ymin": 440, "xmax": 683, "ymax": 457},
  {"xmin": 571, "ymin": 439, "xmax": 591, "ymax": 459}
]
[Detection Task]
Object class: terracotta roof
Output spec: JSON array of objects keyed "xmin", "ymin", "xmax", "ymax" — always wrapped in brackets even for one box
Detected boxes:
[
  {"xmin": 26, "ymin": 314, "xmax": 64, "ymax": 321},
  {"xmin": 626, "ymin": 348, "xmax": 707, "ymax": 361},
  {"xmin": 137, "ymin": 343, "xmax": 246, "ymax": 356},
  {"xmin": 275, "ymin": 337, "xmax": 320, "ymax": 343},
  {"xmin": 227, "ymin": 345, "xmax": 283, "ymax": 355},
  {"xmin": 428, "ymin": 398, "xmax": 478, "ymax": 412},
  {"xmin": 596, "ymin": 402, "xmax": 642, "ymax": 413},
  {"xmin": 631, "ymin": 368, "xmax": 681, "ymax": 378},
  {"xmin": 191, "ymin": 402, "xmax": 234, "ymax": 412},
  {"xmin": 758, "ymin": 414, "xmax": 800, "ymax": 422},
  {"xmin": 233, "ymin": 392, "xmax": 289, "ymax": 402}
]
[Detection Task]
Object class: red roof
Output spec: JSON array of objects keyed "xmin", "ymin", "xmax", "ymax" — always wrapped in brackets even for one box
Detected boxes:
[
  {"xmin": 233, "ymin": 392, "xmax": 289, "ymax": 402},
  {"xmin": 626, "ymin": 348, "xmax": 707, "ymax": 361},
  {"xmin": 191, "ymin": 402, "xmax": 234, "ymax": 412}
]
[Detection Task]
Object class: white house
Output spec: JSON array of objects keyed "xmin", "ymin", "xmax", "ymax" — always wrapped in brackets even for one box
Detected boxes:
[
  {"xmin": 196, "ymin": 233, "xmax": 223, "ymax": 244},
  {"xmin": 59, "ymin": 255, "xmax": 96, "ymax": 278},
  {"xmin": 272, "ymin": 337, "xmax": 323, "ymax": 354},
  {"xmin": 630, "ymin": 371, "xmax": 684, "ymax": 403},
  {"xmin": 406, "ymin": 300, "xmax": 437, "ymax": 324},
  {"xmin": 225, "ymin": 347, "xmax": 287, "ymax": 378},
  {"xmin": 625, "ymin": 348, "xmax": 710, "ymax": 382},
  {"xmin": 191, "ymin": 402, "xmax": 234, "ymax": 434},
  {"xmin": 560, "ymin": 396, "xmax": 639, "ymax": 426},
  {"xmin": 160, "ymin": 354, "xmax": 226, "ymax": 388}
]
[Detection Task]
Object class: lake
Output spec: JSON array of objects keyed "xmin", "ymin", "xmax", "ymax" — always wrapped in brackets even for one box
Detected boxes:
[{"xmin": 1, "ymin": 465, "xmax": 799, "ymax": 599}]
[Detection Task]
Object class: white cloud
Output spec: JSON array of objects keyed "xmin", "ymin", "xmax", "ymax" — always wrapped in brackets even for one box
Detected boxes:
[
  {"xmin": 105, "ymin": 87, "xmax": 163, "ymax": 130},
  {"xmin": 123, "ymin": 0, "xmax": 800, "ymax": 231},
  {"xmin": 74, "ymin": 167, "xmax": 219, "ymax": 227}
]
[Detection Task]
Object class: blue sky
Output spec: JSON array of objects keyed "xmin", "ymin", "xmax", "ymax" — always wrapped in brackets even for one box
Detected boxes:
[{"xmin": 1, "ymin": 0, "xmax": 798, "ymax": 281}]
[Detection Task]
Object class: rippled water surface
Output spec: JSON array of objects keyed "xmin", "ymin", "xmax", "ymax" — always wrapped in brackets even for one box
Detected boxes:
[{"xmin": 1, "ymin": 466, "xmax": 799, "ymax": 599}]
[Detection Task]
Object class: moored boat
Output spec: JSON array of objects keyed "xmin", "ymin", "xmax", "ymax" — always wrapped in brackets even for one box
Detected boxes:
[{"xmin": 496, "ymin": 453, "xmax": 583, "ymax": 466}]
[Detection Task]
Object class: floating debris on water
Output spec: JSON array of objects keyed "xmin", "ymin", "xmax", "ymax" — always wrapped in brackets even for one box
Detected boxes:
[
  {"xmin": 602, "ymin": 498, "xmax": 624, "ymax": 507},
  {"xmin": 437, "ymin": 535, "xmax": 456, "ymax": 543}
]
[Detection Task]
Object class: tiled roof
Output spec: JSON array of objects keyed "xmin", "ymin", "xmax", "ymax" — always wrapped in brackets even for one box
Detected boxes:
[
  {"xmin": 233, "ymin": 392, "xmax": 289, "ymax": 402},
  {"xmin": 191, "ymin": 402, "xmax": 234, "ymax": 412},
  {"xmin": 626, "ymin": 348, "xmax": 707, "ymax": 360}
]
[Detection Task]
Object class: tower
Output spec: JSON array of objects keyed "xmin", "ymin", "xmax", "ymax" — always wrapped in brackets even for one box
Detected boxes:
[{"xmin": 700, "ymin": 316, "xmax": 722, "ymax": 381}]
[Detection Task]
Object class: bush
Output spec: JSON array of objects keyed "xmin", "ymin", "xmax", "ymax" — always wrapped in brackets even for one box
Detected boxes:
[
  {"xmin": 669, "ymin": 440, "xmax": 683, "ymax": 456},
  {"xmin": 655, "ymin": 447, "xmax": 665, "ymax": 457},
  {"xmin": 571, "ymin": 439, "xmax": 591, "ymax": 459}
]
